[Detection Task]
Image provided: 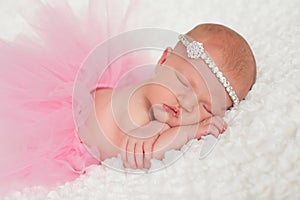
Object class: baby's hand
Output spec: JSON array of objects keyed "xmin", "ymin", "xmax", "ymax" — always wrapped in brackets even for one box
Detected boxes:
[
  {"xmin": 120, "ymin": 134, "xmax": 159, "ymax": 169},
  {"xmin": 194, "ymin": 115, "xmax": 227, "ymax": 139},
  {"xmin": 152, "ymin": 115, "xmax": 227, "ymax": 160},
  {"xmin": 120, "ymin": 121, "xmax": 169, "ymax": 169},
  {"xmin": 119, "ymin": 116, "xmax": 226, "ymax": 169}
]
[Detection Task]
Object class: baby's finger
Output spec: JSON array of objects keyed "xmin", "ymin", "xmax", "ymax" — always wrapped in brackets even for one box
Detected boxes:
[
  {"xmin": 127, "ymin": 138, "xmax": 137, "ymax": 169},
  {"xmin": 195, "ymin": 125, "xmax": 209, "ymax": 139},
  {"xmin": 143, "ymin": 140, "xmax": 154, "ymax": 169},
  {"xmin": 212, "ymin": 116, "xmax": 227, "ymax": 133},
  {"xmin": 195, "ymin": 123, "xmax": 219, "ymax": 139},
  {"xmin": 201, "ymin": 116, "xmax": 225, "ymax": 133},
  {"xmin": 206, "ymin": 124, "xmax": 220, "ymax": 138},
  {"xmin": 135, "ymin": 141, "xmax": 144, "ymax": 169},
  {"xmin": 120, "ymin": 136, "xmax": 129, "ymax": 168}
]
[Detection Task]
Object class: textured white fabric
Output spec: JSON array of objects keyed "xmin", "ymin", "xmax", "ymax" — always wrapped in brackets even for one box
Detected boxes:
[{"xmin": 1, "ymin": 0, "xmax": 299, "ymax": 199}]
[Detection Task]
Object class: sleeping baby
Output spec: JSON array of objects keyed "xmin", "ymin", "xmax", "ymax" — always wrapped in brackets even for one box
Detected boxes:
[{"xmin": 80, "ymin": 23, "xmax": 256, "ymax": 169}]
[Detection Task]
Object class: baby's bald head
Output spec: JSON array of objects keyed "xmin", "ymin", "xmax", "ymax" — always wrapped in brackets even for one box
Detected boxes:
[{"xmin": 185, "ymin": 23, "xmax": 256, "ymax": 101}]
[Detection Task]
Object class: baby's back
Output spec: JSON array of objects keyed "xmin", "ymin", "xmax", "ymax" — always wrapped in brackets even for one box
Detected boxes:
[{"xmin": 79, "ymin": 88, "xmax": 121, "ymax": 161}]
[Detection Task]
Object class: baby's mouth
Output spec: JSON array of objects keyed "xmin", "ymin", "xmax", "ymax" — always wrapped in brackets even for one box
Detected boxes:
[{"xmin": 163, "ymin": 104, "xmax": 180, "ymax": 118}]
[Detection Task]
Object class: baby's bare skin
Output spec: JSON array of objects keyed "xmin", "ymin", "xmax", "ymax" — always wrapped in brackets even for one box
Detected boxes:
[
  {"xmin": 81, "ymin": 78, "xmax": 226, "ymax": 169},
  {"xmin": 79, "ymin": 23, "xmax": 256, "ymax": 169}
]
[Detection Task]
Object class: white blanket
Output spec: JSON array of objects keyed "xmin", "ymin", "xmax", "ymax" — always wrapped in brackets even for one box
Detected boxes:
[{"xmin": 1, "ymin": 0, "xmax": 299, "ymax": 199}]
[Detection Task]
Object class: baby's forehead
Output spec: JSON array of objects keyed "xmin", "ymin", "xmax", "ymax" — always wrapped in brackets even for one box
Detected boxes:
[{"xmin": 169, "ymin": 45, "xmax": 210, "ymax": 78}]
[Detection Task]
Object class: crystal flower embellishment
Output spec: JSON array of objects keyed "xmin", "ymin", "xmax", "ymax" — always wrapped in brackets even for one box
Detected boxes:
[
  {"xmin": 178, "ymin": 34, "xmax": 204, "ymax": 59},
  {"xmin": 187, "ymin": 41, "xmax": 204, "ymax": 59}
]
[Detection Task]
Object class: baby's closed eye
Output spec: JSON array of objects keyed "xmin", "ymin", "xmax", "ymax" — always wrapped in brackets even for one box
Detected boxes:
[
  {"xmin": 175, "ymin": 72, "xmax": 190, "ymax": 88},
  {"xmin": 203, "ymin": 104, "xmax": 213, "ymax": 115}
]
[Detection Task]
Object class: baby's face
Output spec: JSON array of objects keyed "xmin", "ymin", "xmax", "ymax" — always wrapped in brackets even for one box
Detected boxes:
[{"xmin": 149, "ymin": 46, "xmax": 231, "ymax": 127}]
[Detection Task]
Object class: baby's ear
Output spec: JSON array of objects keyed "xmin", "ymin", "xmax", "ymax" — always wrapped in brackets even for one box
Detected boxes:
[{"xmin": 158, "ymin": 47, "xmax": 173, "ymax": 64}]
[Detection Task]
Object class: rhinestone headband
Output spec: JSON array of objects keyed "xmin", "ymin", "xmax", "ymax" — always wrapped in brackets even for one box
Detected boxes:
[{"xmin": 178, "ymin": 34, "xmax": 239, "ymax": 107}]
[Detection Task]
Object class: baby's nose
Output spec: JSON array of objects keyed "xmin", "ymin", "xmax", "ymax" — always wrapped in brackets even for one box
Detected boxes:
[{"xmin": 177, "ymin": 94, "xmax": 196, "ymax": 112}]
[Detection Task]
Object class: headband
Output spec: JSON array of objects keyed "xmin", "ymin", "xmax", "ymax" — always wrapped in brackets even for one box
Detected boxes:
[{"xmin": 178, "ymin": 34, "xmax": 239, "ymax": 107}]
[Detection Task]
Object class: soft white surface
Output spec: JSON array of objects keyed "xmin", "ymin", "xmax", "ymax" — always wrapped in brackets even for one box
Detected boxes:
[{"xmin": 1, "ymin": 0, "xmax": 300, "ymax": 199}]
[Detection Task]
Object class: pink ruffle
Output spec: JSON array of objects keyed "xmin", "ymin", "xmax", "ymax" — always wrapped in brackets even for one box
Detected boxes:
[{"xmin": 0, "ymin": 0, "xmax": 143, "ymax": 195}]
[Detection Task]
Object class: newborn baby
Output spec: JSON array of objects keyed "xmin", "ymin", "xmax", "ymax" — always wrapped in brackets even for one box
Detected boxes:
[{"xmin": 81, "ymin": 23, "xmax": 256, "ymax": 169}]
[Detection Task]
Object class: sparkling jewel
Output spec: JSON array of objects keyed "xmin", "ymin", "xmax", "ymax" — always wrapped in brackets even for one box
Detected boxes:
[
  {"xmin": 216, "ymin": 72, "xmax": 223, "ymax": 78},
  {"xmin": 223, "ymin": 80, "xmax": 229, "ymax": 87},
  {"xmin": 178, "ymin": 34, "xmax": 189, "ymax": 46},
  {"xmin": 208, "ymin": 62, "xmax": 215, "ymax": 69},
  {"xmin": 220, "ymin": 77, "xmax": 226, "ymax": 84},
  {"xmin": 204, "ymin": 57, "xmax": 211, "ymax": 63},
  {"xmin": 212, "ymin": 67, "xmax": 219, "ymax": 73},
  {"xmin": 186, "ymin": 41, "xmax": 204, "ymax": 59},
  {"xmin": 200, "ymin": 53, "xmax": 207, "ymax": 60}
]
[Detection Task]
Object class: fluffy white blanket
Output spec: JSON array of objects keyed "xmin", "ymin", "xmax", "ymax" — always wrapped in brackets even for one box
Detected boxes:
[{"xmin": 1, "ymin": 0, "xmax": 299, "ymax": 199}]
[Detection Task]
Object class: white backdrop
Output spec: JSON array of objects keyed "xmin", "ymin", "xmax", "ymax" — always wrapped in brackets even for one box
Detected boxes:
[{"xmin": 0, "ymin": 0, "xmax": 299, "ymax": 199}]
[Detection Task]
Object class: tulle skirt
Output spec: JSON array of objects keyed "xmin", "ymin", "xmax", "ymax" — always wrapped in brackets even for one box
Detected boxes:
[{"xmin": 0, "ymin": 0, "xmax": 145, "ymax": 195}]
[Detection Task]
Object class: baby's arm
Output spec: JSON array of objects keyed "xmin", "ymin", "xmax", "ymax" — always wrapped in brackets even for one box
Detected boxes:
[
  {"xmin": 152, "ymin": 116, "xmax": 226, "ymax": 160},
  {"xmin": 120, "ymin": 116, "xmax": 226, "ymax": 169}
]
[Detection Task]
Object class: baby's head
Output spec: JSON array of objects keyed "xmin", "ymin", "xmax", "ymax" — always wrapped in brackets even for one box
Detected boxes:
[
  {"xmin": 183, "ymin": 23, "xmax": 256, "ymax": 102},
  {"xmin": 150, "ymin": 23, "xmax": 256, "ymax": 126}
]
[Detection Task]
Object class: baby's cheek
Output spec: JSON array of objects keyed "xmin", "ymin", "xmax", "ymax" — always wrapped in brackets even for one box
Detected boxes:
[
  {"xmin": 160, "ymin": 84, "xmax": 178, "ymax": 97},
  {"xmin": 150, "ymin": 84, "xmax": 178, "ymax": 103}
]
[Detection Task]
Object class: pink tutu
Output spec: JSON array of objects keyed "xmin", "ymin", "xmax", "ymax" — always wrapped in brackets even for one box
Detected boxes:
[{"xmin": 0, "ymin": 0, "xmax": 146, "ymax": 195}]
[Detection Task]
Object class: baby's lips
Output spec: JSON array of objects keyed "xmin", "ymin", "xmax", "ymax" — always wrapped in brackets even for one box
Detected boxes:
[
  {"xmin": 163, "ymin": 104, "xmax": 180, "ymax": 118},
  {"xmin": 162, "ymin": 104, "xmax": 173, "ymax": 116}
]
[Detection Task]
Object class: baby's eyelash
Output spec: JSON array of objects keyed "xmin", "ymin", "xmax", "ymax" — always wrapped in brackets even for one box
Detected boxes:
[{"xmin": 203, "ymin": 105, "xmax": 212, "ymax": 115}]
